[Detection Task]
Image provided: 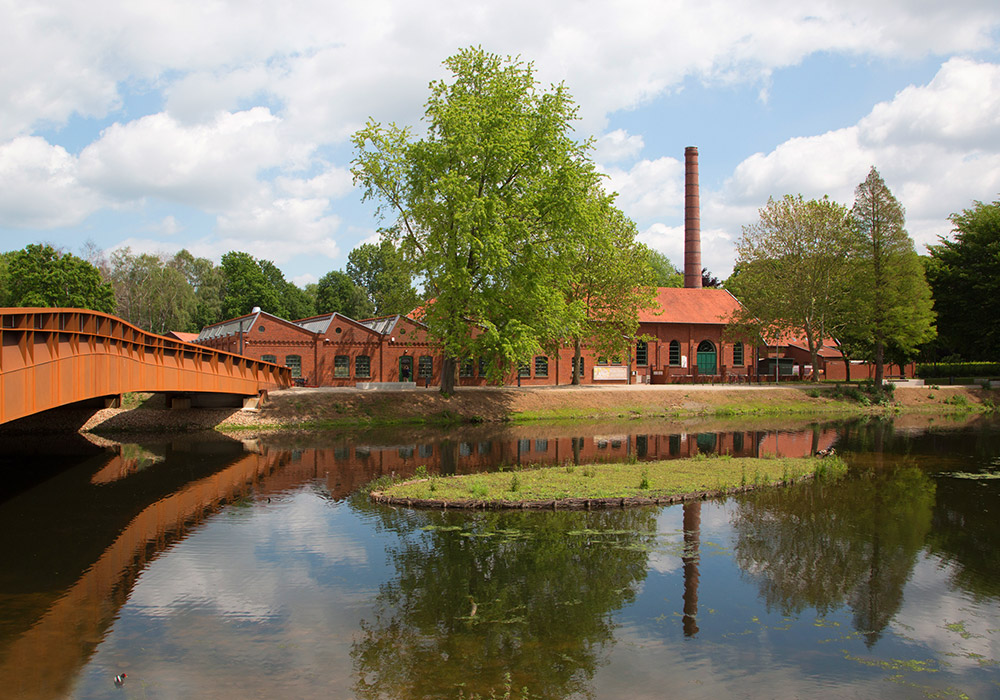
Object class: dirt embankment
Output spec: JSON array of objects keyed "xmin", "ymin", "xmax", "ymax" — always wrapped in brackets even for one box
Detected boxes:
[{"xmin": 4, "ymin": 383, "xmax": 985, "ymax": 435}]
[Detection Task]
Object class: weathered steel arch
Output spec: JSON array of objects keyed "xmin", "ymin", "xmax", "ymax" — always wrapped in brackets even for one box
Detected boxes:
[{"xmin": 1, "ymin": 308, "xmax": 291, "ymax": 425}]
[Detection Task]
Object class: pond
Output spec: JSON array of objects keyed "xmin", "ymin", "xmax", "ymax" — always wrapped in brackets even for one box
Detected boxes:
[{"xmin": 1, "ymin": 415, "xmax": 998, "ymax": 699}]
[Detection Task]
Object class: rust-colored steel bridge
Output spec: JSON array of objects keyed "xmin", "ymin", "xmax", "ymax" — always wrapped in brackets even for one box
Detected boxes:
[{"xmin": 1, "ymin": 308, "xmax": 291, "ymax": 425}]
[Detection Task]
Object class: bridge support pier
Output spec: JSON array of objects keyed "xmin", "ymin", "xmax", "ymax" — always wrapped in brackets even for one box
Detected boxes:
[{"xmin": 165, "ymin": 392, "xmax": 261, "ymax": 410}]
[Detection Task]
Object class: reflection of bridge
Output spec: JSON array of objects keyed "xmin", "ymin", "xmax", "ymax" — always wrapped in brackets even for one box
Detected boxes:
[{"xmin": 1, "ymin": 308, "xmax": 291, "ymax": 424}]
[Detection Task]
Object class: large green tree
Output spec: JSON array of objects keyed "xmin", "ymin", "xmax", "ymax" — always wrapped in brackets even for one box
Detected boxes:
[
  {"xmin": 352, "ymin": 48, "xmax": 603, "ymax": 392},
  {"xmin": 346, "ymin": 233, "xmax": 421, "ymax": 317},
  {"xmin": 220, "ymin": 251, "xmax": 284, "ymax": 319},
  {"xmin": 315, "ymin": 269, "xmax": 375, "ymax": 319},
  {"xmin": 563, "ymin": 192, "xmax": 656, "ymax": 384},
  {"xmin": 646, "ymin": 249, "xmax": 683, "ymax": 288},
  {"xmin": 850, "ymin": 167, "xmax": 936, "ymax": 387},
  {"xmin": 171, "ymin": 249, "xmax": 225, "ymax": 330},
  {"xmin": 728, "ymin": 195, "xmax": 855, "ymax": 381},
  {"xmin": 107, "ymin": 247, "xmax": 195, "ymax": 334},
  {"xmin": 924, "ymin": 198, "xmax": 1000, "ymax": 361},
  {"xmin": 4, "ymin": 244, "xmax": 114, "ymax": 312}
]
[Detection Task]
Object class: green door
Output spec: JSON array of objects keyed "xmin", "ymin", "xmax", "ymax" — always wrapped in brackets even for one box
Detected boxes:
[{"xmin": 696, "ymin": 340, "xmax": 716, "ymax": 375}]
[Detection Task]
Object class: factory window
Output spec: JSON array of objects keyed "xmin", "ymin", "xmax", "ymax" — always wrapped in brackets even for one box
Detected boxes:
[
  {"xmin": 355, "ymin": 355, "xmax": 371, "ymax": 377},
  {"xmin": 418, "ymin": 355, "xmax": 433, "ymax": 378},
  {"xmin": 334, "ymin": 355, "xmax": 350, "ymax": 378},
  {"xmin": 534, "ymin": 356, "xmax": 549, "ymax": 377},
  {"xmin": 669, "ymin": 340, "xmax": 681, "ymax": 366},
  {"xmin": 636, "ymin": 341, "xmax": 648, "ymax": 366}
]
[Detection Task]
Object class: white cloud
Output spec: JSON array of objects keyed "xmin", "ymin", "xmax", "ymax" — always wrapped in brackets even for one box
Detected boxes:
[
  {"xmin": 0, "ymin": 136, "xmax": 102, "ymax": 228},
  {"xmin": 595, "ymin": 129, "xmax": 645, "ymax": 164},
  {"xmin": 859, "ymin": 58, "xmax": 1000, "ymax": 151},
  {"xmin": 605, "ymin": 157, "xmax": 685, "ymax": 221},
  {"xmin": 3, "ymin": 0, "xmax": 1000, "ymax": 280},
  {"xmin": 77, "ymin": 108, "xmax": 289, "ymax": 209},
  {"xmin": 717, "ymin": 57, "xmax": 1000, "ymax": 267}
]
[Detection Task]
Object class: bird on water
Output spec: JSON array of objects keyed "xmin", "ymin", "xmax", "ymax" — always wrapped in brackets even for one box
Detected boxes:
[{"xmin": 114, "ymin": 673, "xmax": 127, "ymax": 687}]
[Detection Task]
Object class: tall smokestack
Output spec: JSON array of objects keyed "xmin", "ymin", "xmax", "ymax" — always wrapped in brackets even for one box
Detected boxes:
[{"xmin": 684, "ymin": 146, "xmax": 702, "ymax": 289}]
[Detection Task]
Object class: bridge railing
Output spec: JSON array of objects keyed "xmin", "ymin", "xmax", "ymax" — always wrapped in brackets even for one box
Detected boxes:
[{"xmin": 1, "ymin": 308, "xmax": 292, "ymax": 424}]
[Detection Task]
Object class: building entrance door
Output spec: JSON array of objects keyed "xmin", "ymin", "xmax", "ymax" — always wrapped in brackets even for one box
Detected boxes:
[
  {"xmin": 696, "ymin": 340, "xmax": 717, "ymax": 375},
  {"xmin": 399, "ymin": 355, "xmax": 413, "ymax": 382}
]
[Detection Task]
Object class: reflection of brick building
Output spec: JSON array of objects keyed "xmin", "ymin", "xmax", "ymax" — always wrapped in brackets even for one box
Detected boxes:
[{"xmin": 255, "ymin": 426, "xmax": 839, "ymax": 500}]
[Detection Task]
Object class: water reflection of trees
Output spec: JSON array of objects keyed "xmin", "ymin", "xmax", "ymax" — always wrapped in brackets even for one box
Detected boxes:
[
  {"xmin": 928, "ymin": 473, "xmax": 1000, "ymax": 599},
  {"xmin": 731, "ymin": 465, "xmax": 935, "ymax": 647},
  {"xmin": 351, "ymin": 506, "xmax": 657, "ymax": 700}
]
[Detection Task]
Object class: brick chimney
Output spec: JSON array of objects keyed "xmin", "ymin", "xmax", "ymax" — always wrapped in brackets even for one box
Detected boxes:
[{"xmin": 684, "ymin": 146, "xmax": 702, "ymax": 289}]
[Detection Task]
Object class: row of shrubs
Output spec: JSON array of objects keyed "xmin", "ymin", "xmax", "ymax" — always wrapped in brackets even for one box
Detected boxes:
[{"xmin": 916, "ymin": 363, "xmax": 1000, "ymax": 379}]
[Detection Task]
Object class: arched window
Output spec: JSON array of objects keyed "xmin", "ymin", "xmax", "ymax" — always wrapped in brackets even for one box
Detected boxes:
[{"xmin": 668, "ymin": 340, "xmax": 681, "ymax": 366}]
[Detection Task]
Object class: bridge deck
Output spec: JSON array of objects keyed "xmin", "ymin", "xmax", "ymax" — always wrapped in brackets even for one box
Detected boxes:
[{"xmin": 1, "ymin": 308, "xmax": 292, "ymax": 425}]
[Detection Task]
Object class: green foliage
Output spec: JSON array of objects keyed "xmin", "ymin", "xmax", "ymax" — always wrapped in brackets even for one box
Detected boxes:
[
  {"xmin": 728, "ymin": 195, "xmax": 854, "ymax": 381},
  {"xmin": 220, "ymin": 251, "xmax": 282, "ymax": 318},
  {"xmin": 916, "ymin": 362, "xmax": 1000, "ymax": 378},
  {"xmin": 849, "ymin": 167, "xmax": 936, "ymax": 386},
  {"xmin": 315, "ymin": 269, "xmax": 375, "ymax": 318},
  {"xmin": 925, "ymin": 198, "xmax": 1000, "ymax": 361},
  {"xmin": 171, "ymin": 249, "xmax": 225, "ymax": 330},
  {"xmin": 646, "ymin": 249, "xmax": 683, "ymax": 287},
  {"xmin": 4, "ymin": 243, "xmax": 114, "ymax": 312},
  {"xmin": 352, "ymin": 47, "xmax": 628, "ymax": 392},
  {"xmin": 106, "ymin": 247, "xmax": 196, "ymax": 333},
  {"xmin": 346, "ymin": 233, "xmax": 422, "ymax": 316},
  {"xmin": 219, "ymin": 251, "xmax": 312, "ymax": 321}
]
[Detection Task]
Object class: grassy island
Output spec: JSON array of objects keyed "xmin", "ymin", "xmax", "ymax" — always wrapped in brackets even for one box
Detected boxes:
[{"xmin": 370, "ymin": 454, "xmax": 847, "ymax": 510}]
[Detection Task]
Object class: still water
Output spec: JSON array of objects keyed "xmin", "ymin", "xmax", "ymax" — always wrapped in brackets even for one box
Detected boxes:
[{"xmin": 1, "ymin": 416, "xmax": 998, "ymax": 699}]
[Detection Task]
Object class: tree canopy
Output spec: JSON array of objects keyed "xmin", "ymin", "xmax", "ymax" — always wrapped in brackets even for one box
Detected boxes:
[
  {"xmin": 728, "ymin": 195, "xmax": 855, "ymax": 381},
  {"xmin": 3, "ymin": 244, "xmax": 114, "ymax": 312},
  {"xmin": 346, "ymin": 233, "xmax": 421, "ymax": 317},
  {"xmin": 219, "ymin": 251, "xmax": 314, "ymax": 321},
  {"xmin": 849, "ymin": 167, "xmax": 935, "ymax": 386},
  {"xmin": 315, "ymin": 270, "xmax": 375, "ymax": 319},
  {"xmin": 924, "ymin": 198, "xmax": 1000, "ymax": 361},
  {"xmin": 646, "ymin": 250, "xmax": 683, "ymax": 288},
  {"xmin": 352, "ymin": 47, "xmax": 645, "ymax": 391},
  {"xmin": 106, "ymin": 247, "xmax": 196, "ymax": 334}
]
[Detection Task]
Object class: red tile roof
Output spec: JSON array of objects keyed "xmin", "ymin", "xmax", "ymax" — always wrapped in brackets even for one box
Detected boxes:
[
  {"xmin": 165, "ymin": 331, "xmax": 200, "ymax": 343},
  {"xmin": 637, "ymin": 287, "xmax": 744, "ymax": 325}
]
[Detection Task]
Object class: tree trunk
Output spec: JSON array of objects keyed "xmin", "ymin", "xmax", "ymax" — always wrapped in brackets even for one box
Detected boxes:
[
  {"xmin": 874, "ymin": 340, "xmax": 884, "ymax": 391},
  {"xmin": 440, "ymin": 356, "xmax": 456, "ymax": 395},
  {"xmin": 572, "ymin": 338, "xmax": 582, "ymax": 386}
]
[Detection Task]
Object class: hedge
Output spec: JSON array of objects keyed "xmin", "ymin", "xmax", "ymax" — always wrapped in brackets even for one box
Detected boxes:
[{"xmin": 916, "ymin": 362, "xmax": 1000, "ymax": 378}]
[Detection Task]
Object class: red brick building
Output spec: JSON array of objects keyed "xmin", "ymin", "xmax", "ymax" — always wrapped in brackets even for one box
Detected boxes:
[{"xmin": 194, "ymin": 286, "xmax": 754, "ymax": 388}]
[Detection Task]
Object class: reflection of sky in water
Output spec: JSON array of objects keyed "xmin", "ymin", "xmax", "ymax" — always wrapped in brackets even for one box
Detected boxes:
[
  {"xmin": 71, "ymin": 486, "xmax": 393, "ymax": 700},
  {"xmin": 68, "ymin": 488, "xmax": 1000, "ymax": 700},
  {"xmin": 602, "ymin": 501, "xmax": 1000, "ymax": 700}
]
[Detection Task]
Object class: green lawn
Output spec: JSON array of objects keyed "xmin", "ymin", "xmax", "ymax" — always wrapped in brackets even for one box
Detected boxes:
[{"xmin": 376, "ymin": 455, "xmax": 845, "ymax": 504}]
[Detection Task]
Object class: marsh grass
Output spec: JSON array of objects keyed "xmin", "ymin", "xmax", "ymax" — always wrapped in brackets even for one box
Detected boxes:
[{"xmin": 379, "ymin": 455, "xmax": 846, "ymax": 502}]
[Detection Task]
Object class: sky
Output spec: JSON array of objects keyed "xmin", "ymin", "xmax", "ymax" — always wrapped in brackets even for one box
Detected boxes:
[{"xmin": 2, "ymin": 1, "xmax": 999, "ymax": 287}]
